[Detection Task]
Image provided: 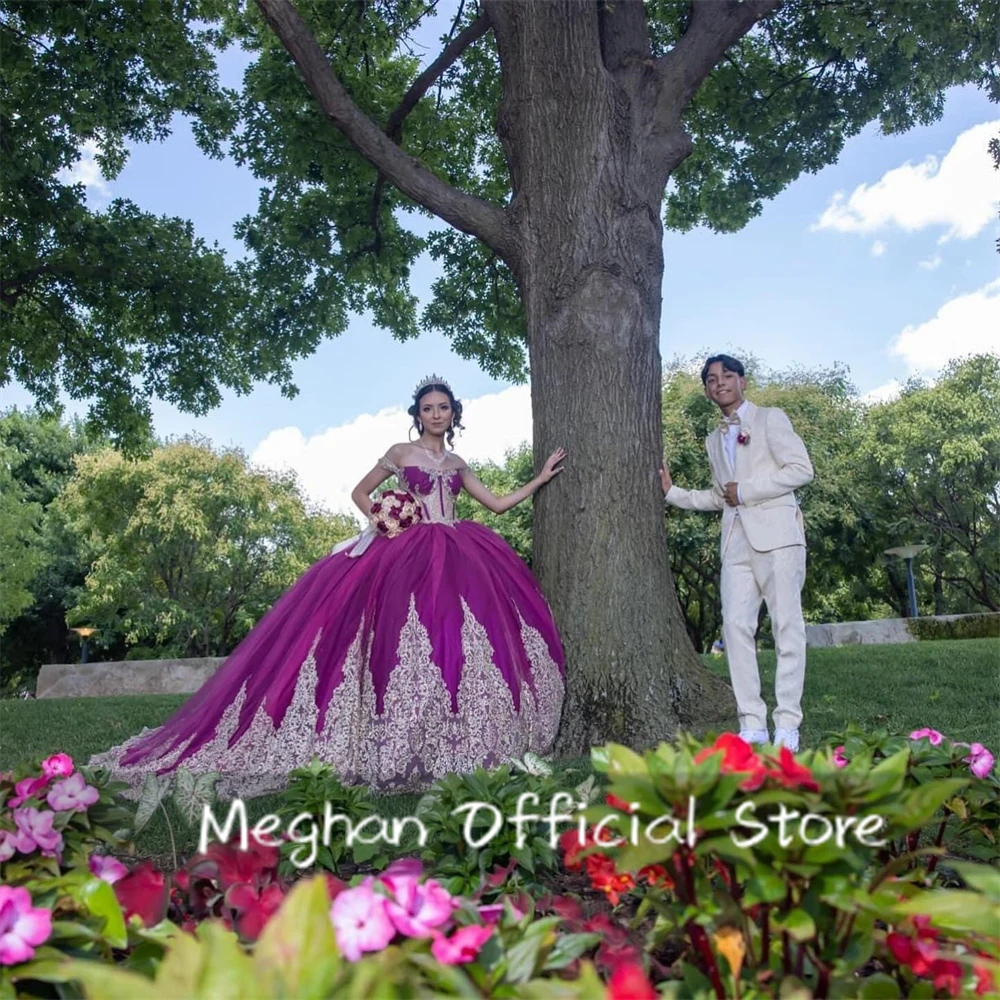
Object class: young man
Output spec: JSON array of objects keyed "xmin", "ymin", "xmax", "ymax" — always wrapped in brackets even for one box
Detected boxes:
[{"xmin": 660, "ymin": 355, "xmax": 814, "ymax": 750}]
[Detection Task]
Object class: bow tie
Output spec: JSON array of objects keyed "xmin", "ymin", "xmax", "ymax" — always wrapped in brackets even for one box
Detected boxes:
[{"xmin": 720, "ymin": 414, "xmax": 741, "ymax": 432}]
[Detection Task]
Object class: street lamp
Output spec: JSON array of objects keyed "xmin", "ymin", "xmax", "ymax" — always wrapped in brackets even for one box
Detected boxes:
[
  {"xmin": 70, "ymin": 626, "xmax": 97, "ymax": 664},
  {"xmin": 884, "ymin": 545, "xmax": 929, "ymax": 619}
]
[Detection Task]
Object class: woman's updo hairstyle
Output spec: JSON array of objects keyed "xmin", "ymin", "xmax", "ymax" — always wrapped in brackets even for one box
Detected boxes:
[{"xmin": 407, "ymin": 378, "xmax": 465, "ymax": 449}]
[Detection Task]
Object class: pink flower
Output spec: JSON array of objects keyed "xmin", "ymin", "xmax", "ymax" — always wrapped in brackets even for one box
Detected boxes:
[
  {"xmin": 430, "ymin": 924, "xmax": 494, "ymax": 965},
  {"xmin": 0, "ymin": 830, "xmax": 18, "ymax": 862},
  {"xmin": 40, "ymin": 754, "xmax": 74, "ymax": 779},
  {"xmin": 89, "ymin": 854, "xmax": 128, "ymax": 885},
  {"xmin": 909, "ymin": 728, "xmax": 944, "ymax": 746},
  {"xmin": 383, "ymin": 875, "xmax": 456, "ymax": 938},
  {"xmin": 964, "ymin": 743, "xmax": 996, "ymax": 779},
  {"xmin": 329, "ymin": 884, "xmax": 396, "ymax": 961},
  {"xmin": 7, "ymin": 776, "xmax": 49, "ymax": 809},
  {"xmin": 46, "ymin": 772, "xmax": 99, "ymax": 813},
  {"xmin": 0, "ymin": 886, "xmax": 52, "ymax": 966},
  {"xmin": 833, "ymin": 746, "xmax": 849, "ymax": 768},
  {"xmin": 12, "ymin": 808, "xmax": 63, "ymax": 858}
]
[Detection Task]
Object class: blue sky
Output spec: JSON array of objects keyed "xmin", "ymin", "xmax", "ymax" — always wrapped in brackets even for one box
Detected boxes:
[{"xmin": 5, "ymin": 25, "xmax": 998, "ymax": 517}]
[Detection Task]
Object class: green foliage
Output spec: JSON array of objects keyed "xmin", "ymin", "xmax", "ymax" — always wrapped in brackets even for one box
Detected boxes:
[
  {"xmin": 55, "ymin": 437, "xmax": 357, "ymax": 657},
  {"xmin": 906, "ymin": 613, "xmax": 1000, "ymax": 641},
  {"xmin": 0, "ymin": 0, "xmax": 270, "ymax": 448},
  {"xmin": 0, "ymin": 441, "xmax": 43, "ymax": 633},
  {"xmin": 414, "ymin": 762, "xmax": 576, "ymax": 896},
  {"xmin": 8, "ymin": 0, "xmax": 994, "ymax": 447},
  {"xmin": 664, "ymin": 0, "xmax": 1000, "ymax": 233},
  {"xmin": 274, "ymin": 757, "xmax": 386, "ymax": 874},
  {"xmin": 588, "ymin": 729, "xmax": 1000, "ymax": 998},
  {"xmin": 859, "ymin": 355, "xmax": 1000, "ymax": 614},
  {"xmin": 0, "ymin": 410, "xmax": 107, "ymax": 691},
  {"xmin": 455, "ymin": 445, "xmax": 535, "ymax": 563}
]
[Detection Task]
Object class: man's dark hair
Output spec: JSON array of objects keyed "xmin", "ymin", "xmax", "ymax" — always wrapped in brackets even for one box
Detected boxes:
[{"xmin": 701, "ymin": 354, "xmax": 746, "ymax": 385}]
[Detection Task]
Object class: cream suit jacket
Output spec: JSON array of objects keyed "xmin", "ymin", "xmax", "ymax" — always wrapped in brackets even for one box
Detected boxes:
[{"xmin": 665, "ymin": 401, "xmax": 813, "ymax": 553}]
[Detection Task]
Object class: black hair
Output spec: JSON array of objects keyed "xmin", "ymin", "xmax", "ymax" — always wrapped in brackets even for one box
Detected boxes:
[
  {"xmin": 407, "ymin": 383, "xmax": 465, "ymax": 449},
  {"xmin": 701, "ymin": 354, "xmax": 746, "ymax": 385}
]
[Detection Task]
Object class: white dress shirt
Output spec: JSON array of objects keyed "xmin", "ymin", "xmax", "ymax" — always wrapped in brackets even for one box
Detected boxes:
[{"xmin": 723, "ymin": 401, "xmax": 749, "ymax": 504}]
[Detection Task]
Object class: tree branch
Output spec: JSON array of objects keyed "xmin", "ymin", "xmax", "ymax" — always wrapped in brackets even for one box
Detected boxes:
[
  {"xmin": 255, "ymin": 0, "xmax": 510, "ymax": 258},
  {"xmin": 655, "ymin": 0, "xmax": 782, "ymax": 118},
  {"xmin": 386, "ymin": 13, "xmax": 489, "ymax": 141}
]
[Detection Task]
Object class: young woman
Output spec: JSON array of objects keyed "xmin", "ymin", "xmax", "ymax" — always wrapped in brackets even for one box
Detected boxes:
[{"xmin": 91, "ymin": 376, "xmax": 566, "ymax": 796}]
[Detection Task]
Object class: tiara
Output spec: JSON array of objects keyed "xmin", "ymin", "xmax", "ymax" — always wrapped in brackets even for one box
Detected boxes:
[{"xmin": 413, "ymin": 373, "xmax": 452, "ymax": 396}]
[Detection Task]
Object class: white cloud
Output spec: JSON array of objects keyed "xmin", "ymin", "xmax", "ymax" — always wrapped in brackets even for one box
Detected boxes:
[
  {"xmin": 813, "ymin": 120, "xmax": 1000, "ymax": 242},
  {"xmin": 251, "ymin": 385, "xmax": 533, "ymax": 520},
  {"xmin": 918, "ymin": 254, "xmax": 943, "ymax": 271},
  {"xmin": 861, "ymin": 380, "xmax": 902, "ymax": 405},
  {"xmin": 870, "ymin": 240, "xmax": 887, "ymax": 257},
  {"xmin": 889, "ymin": 278, "xmax": 1000, "ymax": 372},
  {"xmin": 57, "ymin": 139, "xmax": 111, "ymax": 200}
]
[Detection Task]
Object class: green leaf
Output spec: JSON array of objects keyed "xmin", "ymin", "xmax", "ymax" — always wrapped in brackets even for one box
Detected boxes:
[
  {"xmin": 254, "ymin": 876, "xmax": 340, "ymax": 998},
  {"xmin": 895, "ymin": 890, "xmax": 1000, "ymax": 938},
  {"xmin": 541, "ymin": 932, "xmax": 602, "ymax": 971},
  {"xmin": 133, "ymin": 772, "xmax": 171, "ymax": 834},
  {"xmin": 780, "ymin": 908, "xmax": 817, "ymax": 943},
  {"xmin": 172, "ymin": 769, "xmax": 219, "ymax": 827},
  {"xmin": 950, "ymin": 861, "xmax": 1000, "ymax": 901},
  {"xmin": 58, "ymin": 959, "xmax": 161, "ymax": 999},
  {"xmin": 856, "ymin": 973, "xmax": 902, "ymax": 998},
  {"xmin": 79, "ymin": 876, "xmax": 127, "ymax": 949}
]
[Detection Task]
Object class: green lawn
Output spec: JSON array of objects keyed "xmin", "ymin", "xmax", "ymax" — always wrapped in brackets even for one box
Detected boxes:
[{"xmin": 1, "ymin": 638, "xmax": 996, "ymax": 863}]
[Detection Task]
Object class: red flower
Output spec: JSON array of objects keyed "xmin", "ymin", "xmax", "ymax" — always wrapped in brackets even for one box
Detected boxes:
[
  {"xmin": 887, "ymin": 931, "xmax": 938, "ymax": 977},
  {"xmin": 560, "ymin": 827, "xmax": 596, "ymax": 871},
  {"xmin": 114, "ymin": 861, "xmax": 168, "ymax": 927},
  {"xmin": 605, "ymin": 793, "xmax": 632, "ymax": 812},
  {"xmin": 765, "ymin": 747, "xmax": 820, "ymax": 792},
  {"xmin": 974, "ymin": 958, "xmax": 997, "ymax": 996},
  {"xmin": 929, "ymin": 959, "xmax": 964, "ymax": 997},
  {"xmin": 224, "ymin": 881, "xmax": 286, "ymax": 941},
  {"xmin": 606, "ymin": 961, "xmax": 657, "ymax": 1000},
  {"xmin": 187, "ymin": 833, "xmax": 279, "ymax": 890},
  {"xmin": 695, "ymin": 733, "xmax": 767, "ymax": 790},
  {"xmin": 638, "ymin": 864, "xmax": 673, "ymax": 890}
]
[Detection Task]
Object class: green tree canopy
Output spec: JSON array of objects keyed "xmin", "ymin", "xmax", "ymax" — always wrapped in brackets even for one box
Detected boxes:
[{"xmin": 57, "ymin": 438, "xmax": 358, "ymax": 657}]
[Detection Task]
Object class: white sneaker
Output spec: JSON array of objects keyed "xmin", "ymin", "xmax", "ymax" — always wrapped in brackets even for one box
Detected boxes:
[
  {"xmin": 774, "ymin": 728, "xmax": 800, "ymax": 752},
  {"xmin": 739, "ymin": 729, "xmax": 769, "ymax": 745}
]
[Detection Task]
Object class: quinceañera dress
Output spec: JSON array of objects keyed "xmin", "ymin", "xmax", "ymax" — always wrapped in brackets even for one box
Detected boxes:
[{"xmin": 90, "ymin": 456, "xmax": 565, "ymax": 798}]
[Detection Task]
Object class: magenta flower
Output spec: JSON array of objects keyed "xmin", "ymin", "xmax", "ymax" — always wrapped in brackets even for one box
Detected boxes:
[
  {"xmin": 46, "ymin": 772, "xmax": 99, "ymax": 813},
  {"xmin": 909, "ymin": 728, "xmax": 944, "ymax": 746},
  {"xmin": 832, "ymin": 746, "xmax": 849, "ymax": 769},
  {"xmin": 329, "ymin": 883, "xmax": 396, "ymax": 961},
  {"xmin": 383, "ymin": 876, "xmax": 456, "ymax": 938},
  {"xmin": 40, "ymin": 754, "xmax": 74, "ymax": 779},
  {"xmin": 0, "ymin": 886, "xmax": 52, "ymax": 966},
  {"xmin": 963, "ymin": 743, "xmax": 996, "ymax": 779},
  {"xmin": 478, "ymin": 901, "xmax": 525, "ymax": 924},
  {"xmin": 8, "ymin": 776, "xmax": 50, "ymax": 809},
  {"xmin": 431, "ymin": 924, "xmax": 494, "ymax": 965},
  {"xmin": 12, "ymin": 808, "xmax": 63, "ymax": 858},
  {"xmin": 89, "ymin": 854, "xmax": 128, "ymax": 885}
]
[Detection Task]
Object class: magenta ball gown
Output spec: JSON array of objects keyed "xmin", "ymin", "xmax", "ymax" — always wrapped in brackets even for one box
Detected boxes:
[{"xmin": 90, "ymin": 459, "xmax": 566, "ymax": 797}]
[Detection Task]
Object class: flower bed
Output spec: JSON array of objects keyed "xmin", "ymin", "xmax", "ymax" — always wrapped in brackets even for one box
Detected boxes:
[{"xmin": 1, "ymin": 729, "xmax": 997, "ymax": 998}]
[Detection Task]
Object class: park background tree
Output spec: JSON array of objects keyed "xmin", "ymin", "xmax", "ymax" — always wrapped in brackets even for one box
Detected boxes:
[
  {"xmin": 3, "ymin": 0, "xmax": 997, "ymax": 748},
  {"xmin": 56, "ymin": 438, "xmax": 358, "ymax": 660}
]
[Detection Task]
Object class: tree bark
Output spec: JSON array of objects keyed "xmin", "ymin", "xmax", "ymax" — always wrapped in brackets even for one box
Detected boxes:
[{"xmin": 487, "ymin": 0, "xmax": 733, "ymax": 753}]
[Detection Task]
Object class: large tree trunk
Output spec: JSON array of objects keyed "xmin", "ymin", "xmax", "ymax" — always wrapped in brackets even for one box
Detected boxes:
[{"xmin": 488, "ymin": 1, "xmax": 733, "ymax": 754}]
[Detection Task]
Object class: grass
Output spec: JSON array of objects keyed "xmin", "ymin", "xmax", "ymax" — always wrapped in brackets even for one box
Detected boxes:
[{"xmin": 2, "ymin": 638, "xmax": 996, "ymax": 864}]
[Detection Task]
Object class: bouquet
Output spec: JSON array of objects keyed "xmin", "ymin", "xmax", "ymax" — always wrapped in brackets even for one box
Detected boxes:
[{"xmin": 369, "ymin": 490, "xmax": 422, "ymax": 538}]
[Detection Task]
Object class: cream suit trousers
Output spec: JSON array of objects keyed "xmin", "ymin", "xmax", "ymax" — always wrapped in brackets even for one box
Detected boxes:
[{"xmin": 721, "ymin": 517, "xmax": 807, "ymax": 732}]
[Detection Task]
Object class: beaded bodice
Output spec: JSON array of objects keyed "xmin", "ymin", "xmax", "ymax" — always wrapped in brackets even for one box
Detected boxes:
[{"xmin": 378, "ymin": 457, "xmax": 464, "ymax": 524}]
